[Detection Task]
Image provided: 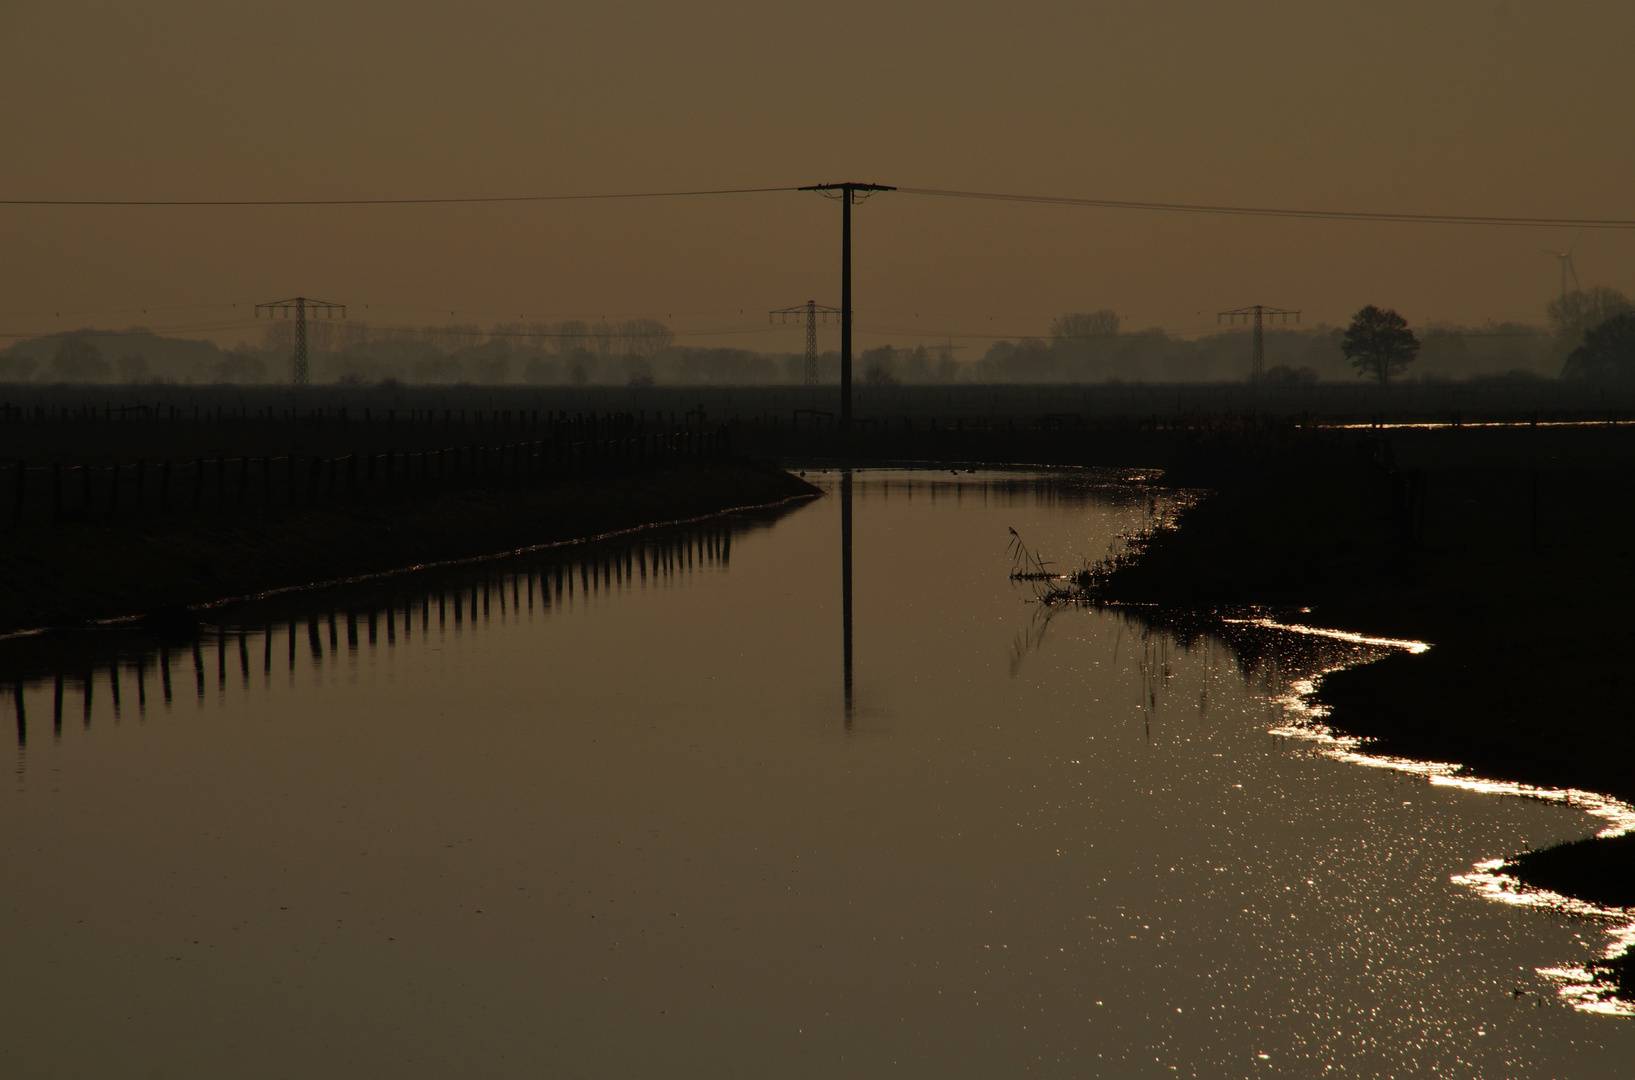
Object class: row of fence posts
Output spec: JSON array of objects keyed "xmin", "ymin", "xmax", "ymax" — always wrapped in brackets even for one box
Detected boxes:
[
  {"xmin": 9, "ymin": 522, "xmax": 734, "ymax": 745},
  {"xmin": 5, "ymin": 420, "xmax": 728, "ymax": 525}
]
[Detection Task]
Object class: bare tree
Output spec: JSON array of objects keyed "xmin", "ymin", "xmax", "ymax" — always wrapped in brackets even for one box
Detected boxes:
[
  {"xmin": 1050, "ymin": 310, "xmax": 1120, "ymax": 341},
  {"xmin": 1547, "ymin": 286, "xmax": 1632, "ymax": 345},
  {"xmin": 1342, "ymin": 305, "xmax": 1419, "ymax": 385},
  {"xmin": 618, "ymin": 318, "xmax": 674, "ymax": 357},
  {"xmin": 555, "ymin": 320, "xmax": 588, "ymax": 355}
]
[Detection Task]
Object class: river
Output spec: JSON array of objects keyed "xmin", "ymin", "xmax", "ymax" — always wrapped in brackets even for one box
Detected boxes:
[{"xmin": 2, "ymin": 469, "xmax": 1630, "ymax": 1077}]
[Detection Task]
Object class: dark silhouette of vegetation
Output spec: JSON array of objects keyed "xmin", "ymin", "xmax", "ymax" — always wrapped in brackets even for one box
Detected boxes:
[
  {"xmin": 1342, "ymin": 305, "xmax": 1420, "ymax": 385},
  {"xmin": 1561, "ymin": 311, "xmax": 1635, "ymax": 383},
  {"xmin": 0, "ymin": 309, "xmax": 1582, "ymax": 386},
  {"xmin": 1546, "ymin": 286, "xmax": 1632, "ymax": 346}
]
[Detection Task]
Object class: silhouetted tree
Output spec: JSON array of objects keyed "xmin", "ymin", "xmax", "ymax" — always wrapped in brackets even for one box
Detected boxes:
[
  {"xmin": 50, "ymin": 337, "xmax": 110, "ymax": 382},
  {"xmin": 1342, "ymin": 306, "xmax": 1419, "ymax": 385},
  {"xmin": 1546, "ymin": 286, "xmax": 1631, "ymax": 345},
  {"xmin": 1050, "ymin": 310, "xmax": 1120, "ymax": 341},
  {"xmin": 1562, "ymin": 312, "xmax": 1635, "ymax": 383},
  {"xmin": 861, "ymin": 345, "xmax": 900, "ymax": 386}
]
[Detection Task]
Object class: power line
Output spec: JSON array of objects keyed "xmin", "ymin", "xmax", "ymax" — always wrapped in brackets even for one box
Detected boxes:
[
  {"xmin": 0, "ymin": 186, "xmax": 799, "ymax": 207},
  {"xmin": 3, "ymin": 179, "xmax": 1628, "ymax": 229},
  {"xmin": 896, "ymin": 187, "xmax": 1635, "ymax": 230}
]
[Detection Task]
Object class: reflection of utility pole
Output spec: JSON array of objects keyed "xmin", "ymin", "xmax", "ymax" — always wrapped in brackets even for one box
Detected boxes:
[
  {"xmin": 255, "ymin": 297, "xmax": 346, "ymax": 386},
  {"xmin": 1218, "ymin": 305, "xmax": 1299, "ymax": 382},
  {"xmin": 800, "ymin": 183, "xmax": 895, "ymax": 424},
  {"xmin": 840, "ymin": 467, "xmax": 853, "ymax": 725},
  {"xmin": 770, "ymin": 300, "xmax": 840, "ymax": 387}
]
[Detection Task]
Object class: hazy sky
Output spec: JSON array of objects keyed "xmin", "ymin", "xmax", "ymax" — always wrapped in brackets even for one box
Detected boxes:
[{"xmin": 3, "ymin": 0, "xmax": 1631, "ymax": 351}]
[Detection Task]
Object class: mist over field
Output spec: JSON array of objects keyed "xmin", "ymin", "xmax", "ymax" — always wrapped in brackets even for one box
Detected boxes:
[{"xmin": 4, "ymin": 290, "xmax": 1623, "ymax": 388}]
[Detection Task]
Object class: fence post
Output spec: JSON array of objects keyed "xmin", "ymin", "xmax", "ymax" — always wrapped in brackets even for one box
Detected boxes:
[
  {"xmin": 52, "ymin": 463, "xmax": 62, "ymax": 521},
  {"xmin": 135, "ymin": 458, "xmax": 145, "ymax": 511},
  {"xmin": 160, "ymin": 460, "xmax": 172, "ymax": 512},
  {"xmin": 13, "ymin": 459, "xmax": 24, "ymax": 525},
  {"xmin": 108, "ymin": 463, "xmax": 120, "ymax": 517}
]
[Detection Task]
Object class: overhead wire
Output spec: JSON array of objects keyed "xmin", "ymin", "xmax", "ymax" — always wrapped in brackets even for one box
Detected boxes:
[
  {"xmin": 894, "ymin": 187, "xmax": 1635, "ymax": 230},
  {"xmin": 0, "ymin": 186, "xmax": 799, "ymax": 207}
]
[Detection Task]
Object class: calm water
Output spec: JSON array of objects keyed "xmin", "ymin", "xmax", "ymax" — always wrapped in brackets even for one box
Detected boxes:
[{"xmin": 2, "ymin": 470, "xmax": 1631, "ymax": 1078}]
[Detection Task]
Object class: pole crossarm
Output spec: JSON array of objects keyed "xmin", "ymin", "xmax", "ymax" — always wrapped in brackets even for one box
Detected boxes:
[
  {"xmin": 254, "ymin": 297, "xmax": 347, "ymax": 318},
  {"xmin": 800, "ymin": 182, "xmax": 897, "ymax": 197},
  {"xmin": 1217, "ymin": 305, "xmax": 1299, "ymax": 323},
  {"xmin": 768, "ymin": 302, "xmax": 840, "ymax": 320}
]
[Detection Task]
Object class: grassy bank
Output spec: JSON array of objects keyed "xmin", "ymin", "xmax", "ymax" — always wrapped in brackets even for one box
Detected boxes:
[
  {"xmin": 0, "ymin": 456, "xmax": 817, "ymax": 635},
  {"xmin": 1092, "ymin": 421, "xmax": 1635, "ymax": 916}
]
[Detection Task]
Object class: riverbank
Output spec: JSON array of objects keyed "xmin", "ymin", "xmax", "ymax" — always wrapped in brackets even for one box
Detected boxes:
[
  {"xmin": 0, "ymin": 456, "xmax": 817, "ymax": 635},
  {"xmin": 1092, "ymin": 422, "xmax": 1635, "ymax": 917}
]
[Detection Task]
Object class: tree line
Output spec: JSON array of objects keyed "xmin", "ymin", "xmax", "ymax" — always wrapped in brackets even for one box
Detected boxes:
[{"xmin": 2, "ymin": 288, "xmax": 1630, "ymax": 386}]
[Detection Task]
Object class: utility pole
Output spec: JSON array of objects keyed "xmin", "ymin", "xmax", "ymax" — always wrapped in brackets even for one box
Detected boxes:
[
  {"xmin": 799, "ymin": 182, "xmax": 894, "ymax": 424},
  {"xmin": 770, "ymin": 300, "xmax": 840, "ymax": 387},
  {"xmin": 255, "ymin": 297, "xmax": 346, "ymax": 386},
  {"xmin": 1218, "ymin": 305, "xmax": 1299, "ymax": 382}
]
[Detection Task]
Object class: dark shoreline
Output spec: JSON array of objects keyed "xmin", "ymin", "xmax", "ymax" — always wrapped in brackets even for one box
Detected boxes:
[
  {"xmin": 1086, "ymin": 421, "xmax": 1635, "ymax": 968},
  {"xmin": 0, "ymin": 456, "xmax": 819, "ymax": 636}
]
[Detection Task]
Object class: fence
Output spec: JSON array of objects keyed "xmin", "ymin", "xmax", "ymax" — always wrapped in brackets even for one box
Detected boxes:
[{"xmin": 4, "ymin": 417, "xmax": 730, "ymax": 526}]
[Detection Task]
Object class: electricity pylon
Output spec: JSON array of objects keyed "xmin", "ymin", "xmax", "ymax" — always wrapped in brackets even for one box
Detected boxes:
[
  {"xmin": 799, "ymin": 182, "xmax": 895, "ymax": 423},
  {"xmin": 255, "ymin": 297, "xmax": 346, "ymax": 386},
  {"xmin": 1218, "ymin": 304, "xmax": 1299, "ymax": 382},
  {"xmin": 770, "ymin": 300, "xmax": 841, "ymax": 386}
]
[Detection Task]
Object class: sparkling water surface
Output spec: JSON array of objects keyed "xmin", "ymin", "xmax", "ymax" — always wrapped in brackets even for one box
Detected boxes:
[{"xmin": 2, "ymin": 470, "xmax": 1629, "ymax": 1078}]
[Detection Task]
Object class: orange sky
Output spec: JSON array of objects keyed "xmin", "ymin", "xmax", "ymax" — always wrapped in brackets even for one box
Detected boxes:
[{"xmin": 2, "ymin": 0, "xmax": 1631, "ymax": 352}]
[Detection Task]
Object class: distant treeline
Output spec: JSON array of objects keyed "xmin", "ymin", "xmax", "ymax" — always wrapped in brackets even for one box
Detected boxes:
[{"xmin": 2, "ymin": 289, "xmax": 1627, "ymax": 386}]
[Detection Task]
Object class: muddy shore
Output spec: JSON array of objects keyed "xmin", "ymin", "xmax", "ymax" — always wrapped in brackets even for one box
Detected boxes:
[{"xmin": 0, "ymin": 456, "xmax": 818, "ymax": 635}]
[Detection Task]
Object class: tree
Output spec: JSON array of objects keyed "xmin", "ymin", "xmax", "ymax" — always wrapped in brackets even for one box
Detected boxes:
[
  {"xmin": 861, "ymin": 345, "xmax": 900, "ymax": 386},
  {"xmin": 1049, "ymin": 310, "xmax": 1120, "ymax": 341},
  {"xmin": 50, "ymin": 337, "xmax": 110, "ymax": 382},
  {"xmin": 1546, "ymin": 286, "xmax": 1631, "ymax": 345},
  {"xmin": 1561, "ymin": 312, "xmax": 1635, "ymax": 383},
  {"xmin": 1342, "ymin": 305, "xmax": 1419, "ymax": 385}
]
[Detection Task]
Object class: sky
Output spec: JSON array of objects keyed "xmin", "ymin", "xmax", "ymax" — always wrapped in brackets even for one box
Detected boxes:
[{"xmin": 2, "ymin": 0, "xmax": 1632, "ymax": 352}]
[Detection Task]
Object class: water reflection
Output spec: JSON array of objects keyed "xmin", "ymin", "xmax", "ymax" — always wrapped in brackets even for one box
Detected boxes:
[
  {"xmin": 1, "ymin": 510, "xmax": 780, "ymax": 763},
  {"xmin": 6, "ymin": 469, "xmax": 1633, "ymax": 1077},
  {"xmin": 840, "ymin": 468, "xmax": 853, "ymax": 724}
]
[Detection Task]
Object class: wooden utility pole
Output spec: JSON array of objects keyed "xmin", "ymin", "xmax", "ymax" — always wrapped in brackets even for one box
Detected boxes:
[{"xmin": 800, "ymin": 183, "xmax": 894, "ymax": 424}]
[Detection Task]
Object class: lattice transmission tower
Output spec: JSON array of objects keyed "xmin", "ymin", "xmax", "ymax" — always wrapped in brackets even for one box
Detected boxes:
[
  {"xmin": 1218, "ymin": 304, "xmax": 1299, "ymax": 382},
  {"xmin": 770, "ymin": 300, "xmax": 841, "ymax": 386},
  {"xmin": 255, "ymin": 297, "xmax": 346, "ymax": 386}
]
